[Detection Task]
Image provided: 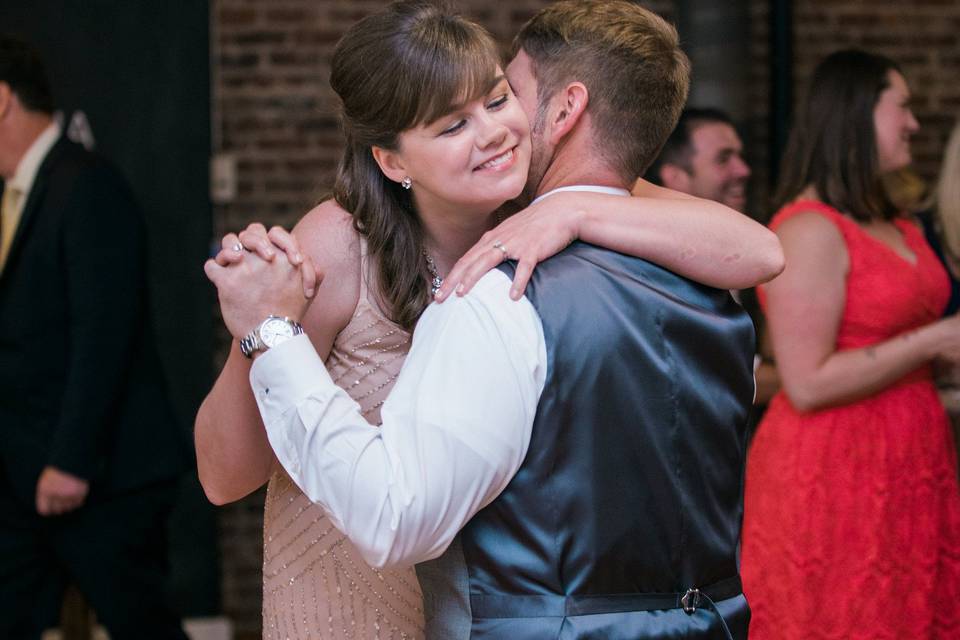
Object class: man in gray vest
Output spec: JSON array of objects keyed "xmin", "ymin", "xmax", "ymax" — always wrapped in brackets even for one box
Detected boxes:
[
  {"xmin": 645, "ymin": 108, "xmax": 780, "ymax": 407},
  {"xmin": 209, "ymin": 2, "xmax": 756, "ymax": 638}
]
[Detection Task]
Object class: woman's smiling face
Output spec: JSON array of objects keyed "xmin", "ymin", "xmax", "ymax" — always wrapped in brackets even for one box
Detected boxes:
[
  {"xmin": 874, "ymin": 70, "xmax": 919, "ymax": 174},
  {"xmin": 380, "ymin": 71, "xmax": 532, "ymax": 216}
]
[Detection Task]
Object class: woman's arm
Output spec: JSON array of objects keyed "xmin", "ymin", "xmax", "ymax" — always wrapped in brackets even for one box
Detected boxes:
[
  {"xmin": 195, "ymin": 202, "xmax": 360, "ymax": 504},
  {"xmin": 436, "ymin": 180, "xmax": 784, "ymax": 301},
  {"xmin": 583, "ymin": 180, "xmax": 783, "ymax": 287},
  {"xmin": 753, "ymin": 327, "xmax": 781, "ymax": 405},
  {"xmin": 765, "ymin": 211, "xmax": 960, "ymax": 412}
]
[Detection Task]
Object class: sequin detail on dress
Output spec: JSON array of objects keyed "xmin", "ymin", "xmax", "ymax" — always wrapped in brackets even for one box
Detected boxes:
[{"xmin": 262, "ymin": 241, "xmax": 424, "ymax": 639}]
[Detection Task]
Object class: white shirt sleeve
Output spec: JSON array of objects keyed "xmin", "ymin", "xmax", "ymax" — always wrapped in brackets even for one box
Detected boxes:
[{"xmin": 250, "ymin": 269, "xmax": 547, "ymax": 569}]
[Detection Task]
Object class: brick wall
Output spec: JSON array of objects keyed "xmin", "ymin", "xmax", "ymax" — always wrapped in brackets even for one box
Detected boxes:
[
  {"xmin": 745, "ymin": 0, "xmax": 960, "ymax": 219},
  {"xmin": 210, "ymin": 1, "xmax": 960, "ymax": 635},
  {"xmin": 791, "ymin": 0, "xmax": 960, "ymax": 193}
]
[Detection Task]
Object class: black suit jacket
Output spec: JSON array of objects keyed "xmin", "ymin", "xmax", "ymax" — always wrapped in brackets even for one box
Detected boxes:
[{"xmin": 0, "ymin": 136, "xmax": 188, "ymax": 507}]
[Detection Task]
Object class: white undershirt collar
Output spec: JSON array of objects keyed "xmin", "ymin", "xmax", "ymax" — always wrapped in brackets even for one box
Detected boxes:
[{"xmin": 531, "ymin": 184, "xmax": 631, "ymax": 206}]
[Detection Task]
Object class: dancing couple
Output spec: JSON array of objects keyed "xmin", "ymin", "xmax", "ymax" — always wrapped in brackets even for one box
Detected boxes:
[{"xmin": 197, "ymin": 1, "xmax": 783, "ymax": 638}]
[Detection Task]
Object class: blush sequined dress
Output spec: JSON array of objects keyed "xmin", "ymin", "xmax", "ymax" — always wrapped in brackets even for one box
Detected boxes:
[{"xmin": 261, "ymin": 243, "xmax": 425, "ymax": 639}]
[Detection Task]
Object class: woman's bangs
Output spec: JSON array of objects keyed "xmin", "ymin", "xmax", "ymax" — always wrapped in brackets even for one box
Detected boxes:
[{"xmin": 413, "ymin": 30, "xmax": 501, "ymax": 127}]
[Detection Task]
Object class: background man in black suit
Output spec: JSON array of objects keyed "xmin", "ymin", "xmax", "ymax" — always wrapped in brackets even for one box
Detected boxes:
[{"xmin": 0, "ymin": 35, "xmax": 188, "ymax": 639}]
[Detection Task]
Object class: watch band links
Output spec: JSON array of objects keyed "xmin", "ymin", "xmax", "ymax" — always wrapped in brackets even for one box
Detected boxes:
[{"xmin": 239, "ymin": 316, "xmax": 304, "ymax": 359}]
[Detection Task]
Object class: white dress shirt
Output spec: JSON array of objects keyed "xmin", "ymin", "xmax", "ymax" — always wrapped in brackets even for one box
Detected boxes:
[{"xmin": 252, "ymin": 269, "xmax": 547, "ymax": 569}]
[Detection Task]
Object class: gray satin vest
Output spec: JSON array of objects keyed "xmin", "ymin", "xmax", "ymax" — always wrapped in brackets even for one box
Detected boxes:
[{"xmin": 417, "ymin": 242, "xmax": 755, "ymax": 639}]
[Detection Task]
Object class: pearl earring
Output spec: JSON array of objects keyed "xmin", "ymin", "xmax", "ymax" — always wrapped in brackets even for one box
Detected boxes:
[{"xmin": 401, "ymin": 177, "xmax": 412, "ymax": 190}]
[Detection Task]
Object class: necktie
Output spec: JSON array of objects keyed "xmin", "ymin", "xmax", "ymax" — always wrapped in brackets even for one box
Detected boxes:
[{"xmin": 0, "ymin": 185, "xmax": 22, "ymax": 271}]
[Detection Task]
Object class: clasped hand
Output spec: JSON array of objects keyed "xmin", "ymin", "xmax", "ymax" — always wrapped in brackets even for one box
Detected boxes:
[{"xmin": 204, "ymin": 223, "xmax": 319, "ymax": 341}]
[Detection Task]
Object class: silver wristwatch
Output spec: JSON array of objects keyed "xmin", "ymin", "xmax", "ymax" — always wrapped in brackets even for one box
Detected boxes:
[{"xmin": 239, "ymin": 316, "xmax": 304, "ymax": 358}]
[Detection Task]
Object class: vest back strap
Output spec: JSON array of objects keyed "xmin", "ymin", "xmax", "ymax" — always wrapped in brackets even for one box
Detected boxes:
[{"xmin": 469, "ymin": 575, "xmax": 742, "ymax": 618}]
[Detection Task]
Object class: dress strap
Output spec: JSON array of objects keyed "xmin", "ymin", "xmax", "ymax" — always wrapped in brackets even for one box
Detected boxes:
[
  {"xmin": 893, "ymin": 216, "xmax": 925, "ymax": 246},
  {"xmin": 357, "ymin": 234, "xmax": 372, "ymax": 303},
  {"xmin": 767, "ymin": 199, "xmax": 869, "ymax": 255},
  {"xmin": 354, "ymin": 235, "xmax": 399, "ymax": 326}
]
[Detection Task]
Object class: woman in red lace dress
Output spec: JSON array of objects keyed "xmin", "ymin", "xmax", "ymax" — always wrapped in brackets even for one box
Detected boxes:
[{"xmin": 741, "ymin": 49, "xmax": 960, "ymax": 639}]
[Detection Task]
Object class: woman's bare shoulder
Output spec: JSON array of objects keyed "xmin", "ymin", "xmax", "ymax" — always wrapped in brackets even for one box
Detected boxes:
[
  {"xmin": 776, "ymin": 209, "xmax": 845, "ymax": 245},
  {"xmin": 294, "ymin": 200, "xmax": 362, "ymax": 334},
  {"xmin": 294, "ymin": 200, "xmax": 360, "ymax": 267},
  {"xmin": 773, "ymin": 210, "xmax": 850, "ymax": 281}
]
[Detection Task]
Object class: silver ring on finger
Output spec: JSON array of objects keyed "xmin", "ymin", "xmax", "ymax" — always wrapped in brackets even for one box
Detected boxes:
[
  {"xmin": 492, "ymin": 240, "xmax": 508, "ymax": 259},
  {"xmin": 232, "ymin": 242, "xmax": 244, "ymax": 253}
]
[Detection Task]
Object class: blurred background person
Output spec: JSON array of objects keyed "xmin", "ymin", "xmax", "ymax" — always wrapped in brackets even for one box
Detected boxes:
[
  {"xmin": 645, "ymin": 107, "xmax": 751, "ymax": 211},
  {"xmin": 919, "ymin": 121, "xmax": 960, "ymax": 316},
  {"xmin": 919, "ymin": 119, "xmax": 960, "ymax": 477},
  {"xmin": 645, "ymin": 107, "xmax": 779, "ymax": 407},
  {"xmin": 885, "ymin": 166, "xmax": 928, "ymax": 216},
  {"xmin": 741, "ymin": 49, "xmax": 960, "ymax": 639},
  {"xmin": 0, "ymin": 35, "xmax": 188, "ymax": 639}
]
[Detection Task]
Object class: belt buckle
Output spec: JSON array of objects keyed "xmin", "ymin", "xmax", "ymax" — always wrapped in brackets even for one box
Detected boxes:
[{"xmin": 681, "ymin": 588, "xmax": 701, "ymax": 614}]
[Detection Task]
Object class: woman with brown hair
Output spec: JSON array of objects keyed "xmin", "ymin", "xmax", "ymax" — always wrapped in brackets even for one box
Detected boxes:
[
  {"xmin": 196, "ymin": 2, "xmax": 782, "ymax": 638},
  {"xmin": 741, "ymin": 49, "xmax": 960, "ymax": 639}
]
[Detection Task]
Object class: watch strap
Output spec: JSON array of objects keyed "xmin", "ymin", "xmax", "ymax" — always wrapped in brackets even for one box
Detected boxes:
[{"xmin": 238, "ymin": 331, "xmax": 262, "ymax": 358}]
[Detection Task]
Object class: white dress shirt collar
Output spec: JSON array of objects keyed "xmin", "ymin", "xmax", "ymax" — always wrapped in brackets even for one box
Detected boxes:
[{"xmin": 8, "ymin": 121, "xmax": 61, "ymax": 198}]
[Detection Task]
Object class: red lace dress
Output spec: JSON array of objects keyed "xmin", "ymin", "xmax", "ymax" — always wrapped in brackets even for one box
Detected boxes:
[{"xmin": 741, "ymin": 201, "xmax": 960, "ymax": 639}]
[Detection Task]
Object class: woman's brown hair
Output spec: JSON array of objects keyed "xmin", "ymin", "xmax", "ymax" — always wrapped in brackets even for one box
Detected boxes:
[
  {"xmin": 329, "ymin": 0, "xmax": 500, "ymax": 330},
  {"xmin": 774, "ymin": 49, "xmax": 903, "ymax": 222}
]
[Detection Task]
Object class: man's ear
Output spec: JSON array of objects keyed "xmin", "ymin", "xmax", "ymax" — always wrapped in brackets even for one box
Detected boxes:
[
  {"xmin": 371, "ymin": 146, "xmax": 408, "ymax": 186},
  {"xmin": 544, "ymin": 82, "xmax": 589, "ymax": 146},
  {"xmin": 658, "ymin": 163, "xmax": 692, "ymax": 192}
]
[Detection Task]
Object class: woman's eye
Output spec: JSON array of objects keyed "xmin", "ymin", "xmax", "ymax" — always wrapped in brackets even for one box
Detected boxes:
[
  {"xmin": 487, "ymin": 94, "xmax": 509, "ymax": 110},
  {"xmin": 441, "ymin": 120, "xmax": 466, "ymax": 135}
]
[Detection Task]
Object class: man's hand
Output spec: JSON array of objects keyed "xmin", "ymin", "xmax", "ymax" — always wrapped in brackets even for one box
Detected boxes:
[
  {"xmin": 36, "ymin": 466, "xmax": 89, "ymax": 516},
  {"xmin": 204, "ymin": 226, "xmax": 319, "ymax": 340}
]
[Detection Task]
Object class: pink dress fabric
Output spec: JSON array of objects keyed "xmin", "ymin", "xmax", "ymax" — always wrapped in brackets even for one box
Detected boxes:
[
  {"xmin": 261, "ymin": 241, "xmax": 424, "ymax": 639},
  {"xmin": 742, "ymin": 200, "xmax": 960, "ymax": 639}
]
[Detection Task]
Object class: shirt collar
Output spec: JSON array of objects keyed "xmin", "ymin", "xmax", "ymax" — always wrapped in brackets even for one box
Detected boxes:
[
  {"xmin": 8, "ymin": 121, "xmax": 61, "ymax": 196},
  {"xmin": 531, "ymin": 184, "xmax": 631, "ymax": 206}
]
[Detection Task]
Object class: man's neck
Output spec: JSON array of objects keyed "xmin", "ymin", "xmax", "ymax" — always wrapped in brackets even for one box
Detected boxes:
[
  {"xmin": 1, "ymin": 111, "xmax": 53, "ymax": 180},
  {"xmin": 534, "ymin": 149, "xmax": 627, "ymax": 199}
]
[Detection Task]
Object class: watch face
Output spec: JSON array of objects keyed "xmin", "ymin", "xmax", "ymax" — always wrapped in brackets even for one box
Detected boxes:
[{"xmin": 260, "ymin": 317, "xmax": 295, "ymax": 348}]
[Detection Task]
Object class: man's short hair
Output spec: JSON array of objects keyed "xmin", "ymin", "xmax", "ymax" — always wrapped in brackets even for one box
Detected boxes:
[
  {"xmin": 513, "ymin": 0, "xmax": 690, "ymax": 183},
  {"xmin": 0, "ymin": 34, "xmax": 54, "ymax": 114},
  {"xmin": 645, "ymin": 107, "xmax": 735, "ymax": 185}
]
